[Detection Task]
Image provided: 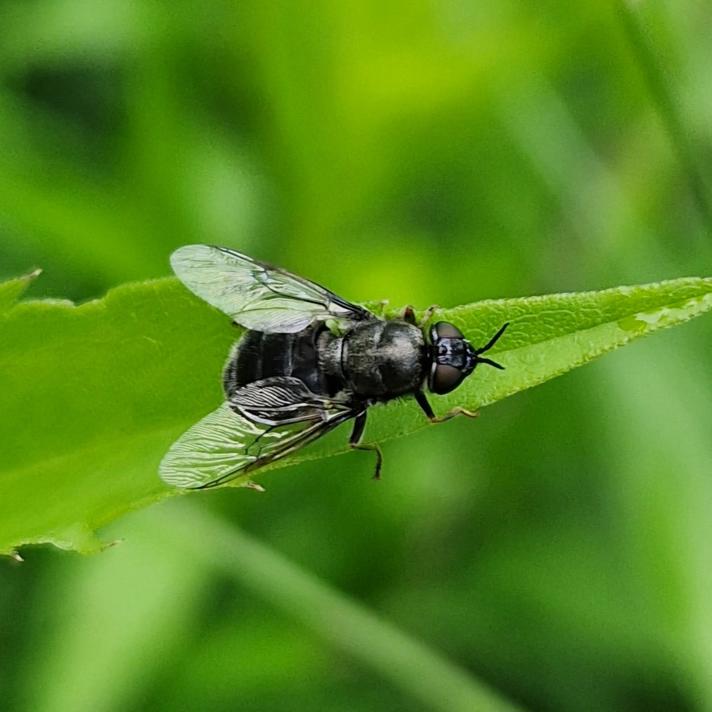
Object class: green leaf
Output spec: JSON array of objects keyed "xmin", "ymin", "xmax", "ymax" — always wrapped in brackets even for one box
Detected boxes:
[
  {"xmin": 0, "ymin": 268, "xmax": 41, "ymax": 313},
  {"xmin": 1, "ymin": 274, "xmax": 711, "ymax": 555}
]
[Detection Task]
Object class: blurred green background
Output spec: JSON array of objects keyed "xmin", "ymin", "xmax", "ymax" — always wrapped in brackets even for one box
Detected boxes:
[{"xmin": 2, "ymin": 1, "xmax": 712, "ymax": 710}]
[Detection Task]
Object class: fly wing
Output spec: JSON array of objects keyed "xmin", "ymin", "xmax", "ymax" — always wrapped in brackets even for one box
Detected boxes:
[
  {"xmin": 159, "ymin": 403, "xmax": 263, "ymax": 489},
  {"xmin": 171, "ymin": 244, "xmax": 373, "ymax": 333},
  {"xmin": 228, "ymin": 376, "xmax": 348, "ymax": 424},
  {"xmin": 159, "ymin": 378, "xmax": 355, "ymax": 489}
]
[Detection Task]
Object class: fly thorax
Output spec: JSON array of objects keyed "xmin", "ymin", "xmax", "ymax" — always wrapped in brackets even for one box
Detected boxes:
[
  {"xmin": 316, "ymin": 328, "xmax": 345, "ymax": 381},
  {"xmin": 343, "ymin": 321, "xmax": 426, "ymax": 399}
]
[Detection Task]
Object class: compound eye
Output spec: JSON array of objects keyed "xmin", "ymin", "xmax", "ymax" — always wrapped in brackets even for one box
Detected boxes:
[
  {"xmin": 431, "ymin": 321, "xmax": 464, "ymax": 341},
  {"xmin": 429, "ymin": 363, "xmax": 465, "ymax": 395}
]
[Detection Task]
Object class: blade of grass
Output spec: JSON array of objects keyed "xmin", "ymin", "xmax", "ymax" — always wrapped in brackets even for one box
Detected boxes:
[
  {"xmin": 150, "ymin": 500, "xmax": 524, "ymax": 712},
  {"xmin": 616, "ymin": 0, "xmax": 712, "ymax": 234}
]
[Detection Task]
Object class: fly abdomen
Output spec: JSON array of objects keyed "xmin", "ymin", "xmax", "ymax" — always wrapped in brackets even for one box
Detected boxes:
[
  {"xmin": 224, "ymin": 326, "xmax": 327, "ymax": 397},
  {"xmin": 223, "ymin": 330, "xmax": 265, "ymax": 394}
]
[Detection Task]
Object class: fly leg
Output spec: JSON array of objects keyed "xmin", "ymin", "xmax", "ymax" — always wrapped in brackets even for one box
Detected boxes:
[
  {"xmin": 431, "ymin": 407, "xmax": 479, "ymax": 423},
  {"xmin": 415, "ymin": 391, "xmax": 479, "ymax": 423},
  {"xmin": 349, "ymin": 411, "xmax": 383, "ymax": 480},
  {"xmin": 373, "ymin": 299, "xmax": 390, "ymax": 318},
  {"xmin": 403, "ymin": 305, "xmax": 439, "ymax": 326}
]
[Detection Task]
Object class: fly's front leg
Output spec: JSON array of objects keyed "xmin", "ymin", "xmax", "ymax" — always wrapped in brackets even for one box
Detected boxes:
[
  {"xmin": 349, "ymin": 411, "xmax": 383, "ymax": 480},
  {"xmin": 414, "ymin": 390, "xmax": 435, "ymax": 418},
  {"xmin": 430, "ymin": 406, "xmax": 479, "ymax": 423},
  {"xmin": 415, "ymin": 391, "xmax": 478, "ymax": 423},
  {"xmin": 402, "ymin": 304, "xmax": 439, "ymax": 327},
  {"xmin": 418, "ymin": 304, "xmax": 439, "ymax": 326}
]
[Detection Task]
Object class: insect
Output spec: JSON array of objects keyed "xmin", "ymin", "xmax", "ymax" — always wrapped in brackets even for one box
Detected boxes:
[{"xmin": 159, "ymin": 245, "xmax": 508, "ymax": 489}]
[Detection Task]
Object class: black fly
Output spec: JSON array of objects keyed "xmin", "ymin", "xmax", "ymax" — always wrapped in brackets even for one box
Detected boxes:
[{"xmin": 160, "ymin": 245, "xmax": 508, "ymax": 488}]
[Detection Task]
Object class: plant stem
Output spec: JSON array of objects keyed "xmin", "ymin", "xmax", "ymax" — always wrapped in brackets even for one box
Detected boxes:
[
  {"xmin": 152, "ymin": 501, "xmax": 524, "ymax": 712},
  {"xmin": 616, "ymin": 0, "xmax": 712, "ymax": 236}
]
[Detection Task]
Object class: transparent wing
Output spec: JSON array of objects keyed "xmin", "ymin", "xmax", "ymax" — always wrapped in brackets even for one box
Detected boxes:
[
  {"xmin": 171, "ymin": 244, "xmax": 373, "ymax": 333},
  {"xmin": 160, "ymin": 379, "xmax": 355, "ymax": 489},
  {"xmin": 228, "ymin": 377, "xmax": 340, "ymax": 424}
]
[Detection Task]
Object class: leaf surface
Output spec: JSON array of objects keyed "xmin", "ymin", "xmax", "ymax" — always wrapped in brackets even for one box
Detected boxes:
[
  {"xmin": 1, "ymin": 274, "xmax": 711, "ymax": 554},
  {"xmin": 0, "ymin": 269, "xmax": 40, "ymax": 313}
]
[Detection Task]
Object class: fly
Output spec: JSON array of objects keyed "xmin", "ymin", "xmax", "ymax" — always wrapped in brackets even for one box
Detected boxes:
[{"xmin": 159, "ymin": 245, "xmax": 508, "ymax": 488}]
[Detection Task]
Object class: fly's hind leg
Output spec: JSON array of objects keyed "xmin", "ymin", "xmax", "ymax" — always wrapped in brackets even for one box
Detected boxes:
[
  {"xmin": 373, "ymin": 299, "xmax": 390, "ymax": 318},
  {"xmin": 349, "ymin": 411, "xmax": 383, "ymax": 480},
  {"xmin": 415, "ymin": 391, "xmax": 479, "ymax": 423}
]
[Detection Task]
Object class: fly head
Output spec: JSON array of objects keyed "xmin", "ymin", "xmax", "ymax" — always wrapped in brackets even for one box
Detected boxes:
[{"xmin": 427, "ymin": 321, "xmax": 509, "ymax": 395}]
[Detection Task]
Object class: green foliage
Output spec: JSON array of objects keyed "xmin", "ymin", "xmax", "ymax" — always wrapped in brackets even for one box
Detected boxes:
[
  {"xmin": 1, "ymin": 273, "xmax": 710, "ymax": 557},
  {"xmin": 152, "ymin": 502, "xmax": 524, "ymax": 712},
  {"xmin": 0, "ymin": 270, "xmax": 39, "ymax": 313},
  {"xmin": 2, "ymin": 1, "xmax": 712, "ymax": 710}
]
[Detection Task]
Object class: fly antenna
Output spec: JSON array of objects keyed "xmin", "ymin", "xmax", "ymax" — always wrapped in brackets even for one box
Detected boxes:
[
  {"xmin": 476, "ymin": 322, "xmax": 509, "ymax": 355},
  {"xmin": 475, "ymin": 356, "xmax": 505, "ymax": 370}
]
